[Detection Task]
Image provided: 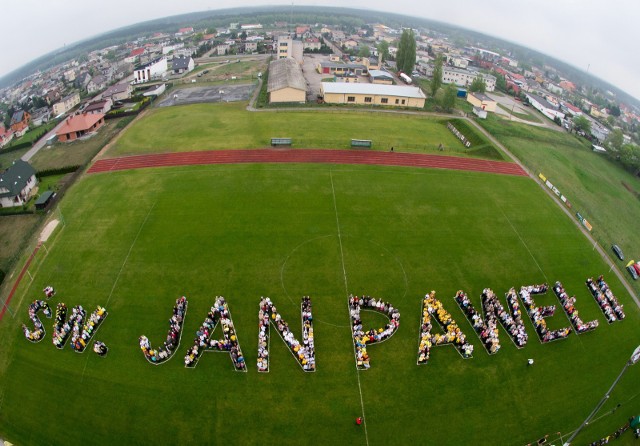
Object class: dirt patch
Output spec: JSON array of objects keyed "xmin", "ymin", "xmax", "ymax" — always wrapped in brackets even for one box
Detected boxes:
[{"xmin": 621, "ymin": 181, "xmax": 640, "ymax": 200}]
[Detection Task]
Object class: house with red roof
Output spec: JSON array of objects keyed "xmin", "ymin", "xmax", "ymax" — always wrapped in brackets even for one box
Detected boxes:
[
  {"xmin": 56, "ymin": 113, "xmax": 105, "ymax": 142},
  {"xmin": 0, "ymin": 125, "xmax": 14, "ymax": 148}
]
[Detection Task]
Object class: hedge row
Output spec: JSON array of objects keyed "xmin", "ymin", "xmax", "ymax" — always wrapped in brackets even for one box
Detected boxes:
[
  {"xmin": 36, "ymin": 165, "xmax": 80, "ymax": 177},
  {"xmin": 0, "ymin": 268, "xmax": 4, "ymax": 287},
  {"xmin": 1, "ymin": 141, "xmax": 32, "ymax": 153}
]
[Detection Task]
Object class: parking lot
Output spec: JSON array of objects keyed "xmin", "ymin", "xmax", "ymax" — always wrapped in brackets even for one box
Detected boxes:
[
  {"xmin": 302, "ymin": 54, "xmax": 330, "ymax": 102},
  {"xmin": 157, "ymin": 83, "xmax": 256, "ymax": 107}
]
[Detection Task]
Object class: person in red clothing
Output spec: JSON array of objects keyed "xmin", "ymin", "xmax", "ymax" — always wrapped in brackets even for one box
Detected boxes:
[{"xmin": 356, "ymin": 417, "xmax": 362, "ymax": 425}]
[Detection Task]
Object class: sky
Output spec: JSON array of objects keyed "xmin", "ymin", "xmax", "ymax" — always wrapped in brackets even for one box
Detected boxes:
[{"xmin": 4, "ymin": 0, "xmax": 640, "ymax": 100}]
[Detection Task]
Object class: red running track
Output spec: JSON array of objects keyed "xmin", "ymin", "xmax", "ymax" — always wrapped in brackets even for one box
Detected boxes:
[
  {"xmin": 0, "ymin": 243, "xmax": 41, "ymax": 322},
  {"xmin": 87, "ymin": 149, "xmax": 527, "ymax": 177}
]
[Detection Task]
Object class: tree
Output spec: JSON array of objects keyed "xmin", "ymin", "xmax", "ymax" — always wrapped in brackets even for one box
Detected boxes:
[
  {"xmin": 493, "ymin": 72, "xmax": 507, "ymax": 92},
  {"xmin": 573, "ymin": 115, "xmax": 591, "ymax": 135},
  {"xmin": 441, "ymin": 84, "xmax": 457, "ymax": 112},
  {"xmin": 430, "ymin": 55, "xmax": 443, "ymax": 98},
  {"xmin": 395, "ymin": 28, "xmax": 416, "ymax": 75},
  {"xmin": 606, "ymin": 128, "xmax": 624, "ymax": 152},
  {"xmin": 358, "ymin": 46, "xmax": 370, "ymax": 58},
  {"xmin": 469, "ymin": 76, "xmax": 487, "ymax": 93},
  {"xmin": 609, "ymin": 104, "xmax": 621, "ymax": 117},
  {"xmin": 376, "ymin": 40, "xmax": 389, "ymax": 62}
]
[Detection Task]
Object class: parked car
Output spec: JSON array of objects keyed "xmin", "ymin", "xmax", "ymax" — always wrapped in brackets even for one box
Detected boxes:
[
  {"xmin": 612, "ymin": 244, "xmax": 624, "ymax": 260},
  {"xmin": 627, "ymin": 265, "xmax": 638, "ymax": 280}
]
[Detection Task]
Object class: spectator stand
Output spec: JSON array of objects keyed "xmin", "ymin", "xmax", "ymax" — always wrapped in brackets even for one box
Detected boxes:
[
  {"xmin": 586, "ymin": 276, "xmax": 625, "ymax": 323},
  {"xmin": 518, "ymin": 285, "xmax": 572, "ymax": 344},
  {"xmin": 183, "ymin": 296, "xmax": 246, "ymax": 372},
  {"xmin": 22, "ymin": 300, "xmax": 52, "ymax": 343},
  {"xmin": 139, "ymin": 296, "xmax": 187, "ymax": 365},
  {"xmin": 417, "ymin": 291, "xmax": 473, "ymax": 365},
  {"xmin": 257, "ymin": 296, "xmax": 316, "ymax": 373},
  {"xmin": 350, "ymin": 139, "xmax": 372, "ymax": 149},
  {"xmin": 349, "ymin": 295, "xmax": 400, "ymax": 370},
  {"xmin": 270, "ymin": 138, "xmax": 292, "ymax": 147},
  {"xmin": 552, "ymin": 281, "xmax": 599, "ymax": 334}
]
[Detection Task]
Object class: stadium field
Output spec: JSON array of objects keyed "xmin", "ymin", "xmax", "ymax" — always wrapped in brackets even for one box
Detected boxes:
[{"xmin": 0, "ymin": 162, "xmax": 639, "ymax": 445}]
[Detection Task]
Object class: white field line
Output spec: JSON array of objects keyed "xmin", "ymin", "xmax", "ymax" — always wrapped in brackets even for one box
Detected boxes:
[{"xmin": 330, "ymin": 170, "xmax": 369, "ymax": 446}]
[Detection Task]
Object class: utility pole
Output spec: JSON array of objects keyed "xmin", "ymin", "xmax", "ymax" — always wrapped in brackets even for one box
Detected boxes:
[{"xmin": 564, "ymin": 345, "xmax": 640, "ymax": 445}]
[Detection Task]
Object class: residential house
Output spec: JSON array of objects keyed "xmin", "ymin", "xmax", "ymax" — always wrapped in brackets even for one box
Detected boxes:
[
  {"xmin": 87, "ymin": 75, "xmax": 107, "ymax": 94},
  {"xmin": 303, "ymin": 37, "xmax": 321, "ymax": 51},
  {"xmin": 63, "ymin": 69, "xmax": 76, "ymax": 82},
  {"xmin": 172, "ymin": 56, "xmax": 194, "ymax": 75},
  {"xmin": 84, "ymin": 99, "xmax": 112, "ymax": 115},
  {"xmin": 0, "ymin": 160, "xmax": 37, "ymax": 208},
  {"xmin": 133, "ymin": 57, "xmax": 167, "ymax": 84},
  {"xmin": 268, "ymin": 58, "xmax": 306, "ymax": 104},
  {"xmin": 216, "ymin": 44, "xmax": 230, "ymax": 56},
  {"xmin": 10, "ymin": 110, "xmax": 31, "ymax": 136},
  {"xmin": 467, "ymin": 92, "xmax": 497, "ymax": 112},
  {"xmin": 75, "ymin": 72, "xmax": 92, "ymax": 90},
  {"xmin": 52, "ymin": 92, "xmax": 81, "ymax": 116},
  {"xmin": 31, "ymin": 107, "xmax": 51, "ymax": 126},
  {"xmin": 295, "ymin": 26, "xmax": 311, "ymax": 38},
  {"xmin": 0, "ymin": 125, "xmax": 13, "ymax": 148},
  {"xmin": 56, "ymin": 113, "xmax": 105, "ymax": 142},
  {"xmin": 162, "ymin": 43, "xmax": 185, "ymax": 55},
  {"xmin": 175, "ymin": 27, "xmax": 194, "ymax": 37},
  {"xmin": 321, "ymin": 83, "xmax": 426, "ymax": 108},
  {"xmin": 102, "ymin": 83, "xmax": 132, "ymax": 102},
  {"xmin": 243, "ymin": 41, "xmax": 258, "ymax": 53}
]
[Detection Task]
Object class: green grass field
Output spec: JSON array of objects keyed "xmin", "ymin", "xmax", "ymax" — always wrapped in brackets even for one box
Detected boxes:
[
  {"xmin": 1, "ymin": 163, "xmax": 639, "ymax": 445},
  {"xmin": 108, "ymin": 102, "xmax": 502, "ymax": 159},
  {"xmin": 478, "ymin": 115, "xmax": 640, "ymax": 295}
]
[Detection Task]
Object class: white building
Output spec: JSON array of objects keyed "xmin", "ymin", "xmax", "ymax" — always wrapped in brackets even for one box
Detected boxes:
[
  {"xmin": 524, "ymin": 93, "xmax": 566, "ymax": 121},
  {"xmin": 276, "ymin": 35, "xmax": 303, "ymax": 63},
  {"xmin": 162, "ymin": 43, "xmax": 185, "ymax": 55},
  {"xmin": 442, "ymin": 68, "xmax": 496, "ymax": 92},
  {"xmin": 133, "ymin": 57, "xmax": 167, "ymax": 84}
]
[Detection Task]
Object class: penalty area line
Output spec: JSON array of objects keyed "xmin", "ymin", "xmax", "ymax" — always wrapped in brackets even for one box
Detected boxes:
[{"xmin": 330, "ymin": 170, "xmax": 370, "ymax": 446}]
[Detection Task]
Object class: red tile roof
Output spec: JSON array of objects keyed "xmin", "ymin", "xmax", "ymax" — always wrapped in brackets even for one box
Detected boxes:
[
  {"xmin": 56, "ymin": 114, "xmax": 104, "ymax": 136},
  {"xmin": 130, "ymin": 48, "xmax": 145, "ymax": 57}
]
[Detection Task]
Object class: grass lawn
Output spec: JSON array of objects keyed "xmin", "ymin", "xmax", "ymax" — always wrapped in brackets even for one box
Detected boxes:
[
  {"xmin": 108, "ymin": 102, "xmax": 502, "ymax": 159},
  {"xmin": 0, "ymin": 164, "xmax": 638, "ymax": 445},
  {"xmin": 30, "ymin": 117, "xmax": 131, "ymax": 171},
  {"xmin": 0, "ymin": 214, "xmax": 41, "ymax": 273},
  {"xmin": 478, "ymin": 115, "xmax": 640, "ymax": 294}
]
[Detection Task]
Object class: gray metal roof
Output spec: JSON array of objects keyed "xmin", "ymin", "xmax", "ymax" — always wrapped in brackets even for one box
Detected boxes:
[
  {"xmin": 0, "ymin": 160, "xmax": 36, "ymax": 199},
  {"xmin": 172, "ymin": 56, "xmax": 192, "ymax": 70},
  {"xmin": 268, "ymin": 58, "xmax": 306, "ymax": 93},
  {"xmin": 321, "ymin": 82, "xmax": 426, "ymax": 99}
]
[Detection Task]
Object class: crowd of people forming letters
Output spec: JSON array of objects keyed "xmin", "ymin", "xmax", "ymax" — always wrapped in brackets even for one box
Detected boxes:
[
  {"xmin": 52, "ymin": 303, "xmax": 107, "ymax": 352},
  {"xmin": 184, "ymin": 296, "xmax": 246, "ymax": 370},
  {"xmin": 22, "ymin": 286, "xmax": 108, "ymax": 354},
  {"xmin": 587, "ymin": 276, "xmax": 625, "ymax": 323},
  {"xmin": 22, "ymin": 300, "xmax": 51, "ymax": 342},
  {"xmin": 350, "ymin": 295, "xmax": 400, "ymax": 369},
  {"xmin": 258, "ymin": 296, "xmax": 315, "ymax": 372},
  {"xmin": 418, "ymin": 291, "xmax": 473, "ymax": 364},
  {"xmin": 553, "ymin": 281, "xmax": 599, "ymax": 333},
  {"xmin": 518, "ymin": 284, "xmax": 572, "ymax": 343},
  {"xmin": 139, "ymin": 296, "xmax": 187, "ymax": 363}
]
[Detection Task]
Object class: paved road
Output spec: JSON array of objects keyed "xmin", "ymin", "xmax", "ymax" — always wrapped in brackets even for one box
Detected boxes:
[{"xmin": 21, "ymin": 120, "xmax": 65, "ymax": 162}]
